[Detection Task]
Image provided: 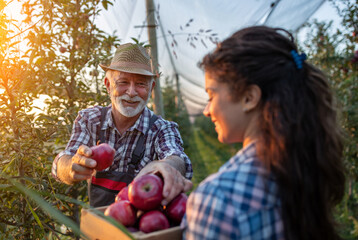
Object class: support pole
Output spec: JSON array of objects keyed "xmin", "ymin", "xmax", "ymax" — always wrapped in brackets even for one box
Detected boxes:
[{"xmin": 146, "ymin": 0, "xmax": 165, "ymax": 117}]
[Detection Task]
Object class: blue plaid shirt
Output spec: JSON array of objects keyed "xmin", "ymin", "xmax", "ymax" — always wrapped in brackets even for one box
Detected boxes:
[
  {"xmin": 182, "ymin": 142, "xmax": 284, "ymax": 240},
  {"xmin": 52, "ymin": 105, "xmax": 193, "ymax": 180}
]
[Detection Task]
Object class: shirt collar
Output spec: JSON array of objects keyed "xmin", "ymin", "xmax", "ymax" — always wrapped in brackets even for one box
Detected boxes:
[
  {"xmin": 102, "ymin": 106, "xmax": 153, "ymax": 134},
  {"xmin": 219, "ymin": 141, "xmax": 257, "ymax": 171},
  {"xmin": 101, "ymin": 105, "xmax": 114, "ymax": 130},
  {"xmin": 127, "ymin": 107, "xmax": 153, "ymax": 134}
]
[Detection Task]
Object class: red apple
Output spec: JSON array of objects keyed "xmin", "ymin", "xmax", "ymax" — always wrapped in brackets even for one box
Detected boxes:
[
  {"xmin": 139, "ymin": 210, "xmax": 169, "ymax": 233},
  {"xmin": 115, "ymin": 186, "xmax": 129, "ymax": 202},
  {"xmin": 165, "ymin": 192, "xmax": 187, "ymax": 224},
  {"xmin": 59, "ymin": 46, "xmax": 67, "ymax": 53},
  {"xmin": 104, "ymin": 200, "xmax": 136, "ymax": 227},
  {"xmin": 90, "ymin": 143, "xmax": 115, "ymax": 171},
  {"xmin": 127, "ymin": 226, "xmax": 139, "ymax": 233},
  {"xmin": 65, "ymin": 18, "xmax": 72, "ymax": 26},
  {"xmin": 128, "ymin": 174, "xmax": 164, "ymax": 211}
]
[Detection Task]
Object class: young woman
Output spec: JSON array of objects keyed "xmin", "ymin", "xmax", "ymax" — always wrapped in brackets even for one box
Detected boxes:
[{"xmin": 182, "ymin": 26, "xmax": 346, "ymax": 240}]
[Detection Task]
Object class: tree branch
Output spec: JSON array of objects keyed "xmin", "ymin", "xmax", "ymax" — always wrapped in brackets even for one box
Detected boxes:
[{"xmin": 7, "ymin": 8, "xmax": 51, "ymax": 41}]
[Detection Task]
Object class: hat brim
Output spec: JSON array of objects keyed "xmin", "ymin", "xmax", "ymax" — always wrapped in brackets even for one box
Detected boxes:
[{"xmin": 99, "ymin": 64, "xmax": 155, "ymax": 77}]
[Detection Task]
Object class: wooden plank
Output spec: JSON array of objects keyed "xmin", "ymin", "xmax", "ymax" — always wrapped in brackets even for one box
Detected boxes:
[{"xmin": 80, "ymin": 207, "xmax": 182, "ymax": 240}]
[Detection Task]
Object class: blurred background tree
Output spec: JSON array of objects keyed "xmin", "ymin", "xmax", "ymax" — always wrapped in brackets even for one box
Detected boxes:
[
  {"xmin": 161, "ymin": 77, "xmax": 192, "ymax": 150},
  {"xmin": 0, "ymin": 0, "xmax": 119, "ymax": 238},
  {"xmin": 298, "ymin": 0, "xmax": 357, "ymax": 238}
]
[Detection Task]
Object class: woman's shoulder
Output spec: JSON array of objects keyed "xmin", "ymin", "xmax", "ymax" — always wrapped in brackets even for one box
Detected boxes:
[
  {"xmin": 199, "ymin": 156, "xmax": 269, "ymax": 190},
  {"xmin": 195, "ymin": 155, "xmax": 279, "ymax": 211}
]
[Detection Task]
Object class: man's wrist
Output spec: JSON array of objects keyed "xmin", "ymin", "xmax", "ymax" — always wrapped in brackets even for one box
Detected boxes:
[{"xmin": 160, "ymin": 155, "xmax": 186, "ymax": 177}]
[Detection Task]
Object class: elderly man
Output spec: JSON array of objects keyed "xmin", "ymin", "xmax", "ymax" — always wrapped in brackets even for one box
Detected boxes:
[{"xmin": 52, "ymin": 43, "xmax": 193, "ymax": 207}]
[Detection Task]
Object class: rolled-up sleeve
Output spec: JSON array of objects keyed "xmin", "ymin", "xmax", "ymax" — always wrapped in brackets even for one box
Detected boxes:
[
  {"xmin": 154, "ymin": 121, "xmax": 193, "ymax": 179},
  {"xmin": 51, "ymin": 112, "xmax": 93, "ymax": 180}
]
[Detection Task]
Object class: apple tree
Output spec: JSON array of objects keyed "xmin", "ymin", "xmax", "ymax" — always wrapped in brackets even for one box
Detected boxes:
[
  {"xmin": 300, "ymin": 0, "xmax": 358, "ymax": 238},
  {"xmin": 0, "ymin": 0, "xmax": 120, "ymax": 239}
]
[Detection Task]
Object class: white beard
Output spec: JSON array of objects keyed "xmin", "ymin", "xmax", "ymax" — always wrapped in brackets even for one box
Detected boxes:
[{"xmin": 111, "ymin": 94, "xmax": 149, "ymax": 117}]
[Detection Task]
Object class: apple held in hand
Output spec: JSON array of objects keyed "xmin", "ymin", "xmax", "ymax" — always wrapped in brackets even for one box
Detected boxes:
[
  {"xmin": 128, "ymin": 174, "xmax": 164, "ymax": 211},
  {"xmin": 91, "ymin": 143, "xmax": 115, "ymax": 171},
  {"xmin": 104, "ymin": 200, "xmax": 137, "ymax": 227},
  {"xmin": 165, "ymin": 192, "xmax": 188, "ymax": 224},
  {"xmin": 139, "ymin": 210, "xmax": 170, "ymax": 233},
  {"xmin": 115, "ymin": 186, "xmax": 129, "ymax": 202}
]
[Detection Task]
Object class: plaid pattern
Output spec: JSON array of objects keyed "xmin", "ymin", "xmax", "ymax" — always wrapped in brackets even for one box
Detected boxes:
[
  {"xmin": 52, "ymin": 105, "xmax": 193, "ymax": 180},
  {"xmin": 181, "ymin": 143, "xmax": 284, "ymax": 240}
]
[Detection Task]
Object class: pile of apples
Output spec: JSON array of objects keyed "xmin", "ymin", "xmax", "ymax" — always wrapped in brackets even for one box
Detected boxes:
[
  {"xmin": 104, "ymin": 174, "xmax": 188, "ymax": 233},
  {"xmin": 89, "ymin": 143, "xmax": 188, "ymax": 233}
]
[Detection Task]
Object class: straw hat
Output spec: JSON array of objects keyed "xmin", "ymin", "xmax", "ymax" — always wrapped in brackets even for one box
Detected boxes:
[{"xmin": 99, "ymin": 43, "xmax": 155, "ymax": 76}]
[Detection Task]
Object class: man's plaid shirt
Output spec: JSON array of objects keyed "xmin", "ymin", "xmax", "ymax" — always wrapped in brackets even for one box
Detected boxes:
[
  {"xmin": 182, "ymin": 142, "xmax": 284, "ymax": 240},
  {"xmin": 52, "ymin": 105, "xmax": 193, "ymax": 180}
]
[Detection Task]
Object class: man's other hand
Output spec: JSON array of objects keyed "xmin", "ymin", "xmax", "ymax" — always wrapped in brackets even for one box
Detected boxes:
[{"xmin": 136, "ymin": 156, "xmax": 193, "ymax": 206}]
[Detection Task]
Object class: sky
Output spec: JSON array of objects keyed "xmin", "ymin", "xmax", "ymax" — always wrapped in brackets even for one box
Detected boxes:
[
  {"xmin": 309, "ymin": 0, "xmax": 341, "ymax": 26},
  {"xmin": 298, "ymin": 0, "xmax": 342, "ymax": 40},
  {"xmin": 3, "ymin": 0, "xmax": 343, "ymax": 51},
  {"xmin": 2, "ymin": 0, "xmax": 344, "ymax": 113}
]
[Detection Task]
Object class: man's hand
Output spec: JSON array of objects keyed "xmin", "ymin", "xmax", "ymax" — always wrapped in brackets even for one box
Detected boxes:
[
  {"xmin": 57, "ymin": 145, "xmax": 97, "ymax": 185},
  {"xmin": 136, "ymin": 156, "xmax": 193, "ymax": 206}
]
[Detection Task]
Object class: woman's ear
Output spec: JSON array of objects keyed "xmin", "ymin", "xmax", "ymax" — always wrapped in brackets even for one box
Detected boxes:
[{"xmin": 242, "ymin": 84, "xmax": 261, "ymax": 112}]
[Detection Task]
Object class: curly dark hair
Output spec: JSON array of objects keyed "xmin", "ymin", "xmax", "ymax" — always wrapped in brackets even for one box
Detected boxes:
[{"xmin": 200, "ymin": 26, "xmax": 346, "ymax": 240}]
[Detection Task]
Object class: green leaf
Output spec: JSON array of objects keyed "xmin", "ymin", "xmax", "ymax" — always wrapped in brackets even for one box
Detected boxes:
[
  {"xmin": 102, "ymin": 0, "xmax": 108, "ymax": 10},
  {"xmin": 2, "ymin": 158, "xmax": 16, "ymax": 173},
  {"xmin": 25, "ymin": 197, "xmax": 44, "ymax": 232},
  {"xmin": 0, "ymin": 184, "xmax": 13, "ymax": 189},
  {"xmin": 8, "ymin": 177, "xmax": 88, "ymax": 239},
  {"xmin": 38, "ymin": 190, "xmax": 135, "ymax": 240},
  {"xmin": 35, "ymin": 57, "xmax": 44, "ymax": 65},
  {"xmin": 349, "ymin": 216, "xmax": 358, "ymax": 236},
  {"xmin": 89, "ymin": 208, "xmax": 135, "ymax": 240},
  {"xmin": 9, "ymin": 40, "xmax": 21, "ymax": 48}
]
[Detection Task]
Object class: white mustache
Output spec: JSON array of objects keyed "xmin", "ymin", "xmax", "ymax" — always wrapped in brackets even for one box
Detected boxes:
[{"xmin": 117, "ymin": 95, "xmax": 143, "ymax": 103}]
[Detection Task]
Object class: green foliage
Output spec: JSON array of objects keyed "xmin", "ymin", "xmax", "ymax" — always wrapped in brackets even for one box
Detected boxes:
[
  {"xmin": 161, "ymin": 77, "xmax": 192, "ymax": 150},
  {"xmin": 194, "ymin": 115, "xmax": 217, "ymax": 139},
  {"xmin": 0, "ymin": 0, "xmax": 120, "ymax": 238},
  {"xmin": 190, "ymin": 114, "xmax": 241, "ymax": 190},
  {"xmin": 186, "ymin": 128, "xmax": 240, "ymax": 190},
  {"xmin": 299, "ymin": 0, "xmax": 358, "ymax": 238}
]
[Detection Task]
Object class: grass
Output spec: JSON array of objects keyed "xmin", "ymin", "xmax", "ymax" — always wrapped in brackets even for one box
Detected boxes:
[{"xmin": 185, "ymin": 127, "xmax": 241, "ymax": 191}]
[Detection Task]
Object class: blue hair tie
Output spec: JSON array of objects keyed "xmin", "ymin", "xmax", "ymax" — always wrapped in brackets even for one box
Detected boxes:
[{"xmin": 290, "ymin": 50, "xmax": 307, "ymax": 69}]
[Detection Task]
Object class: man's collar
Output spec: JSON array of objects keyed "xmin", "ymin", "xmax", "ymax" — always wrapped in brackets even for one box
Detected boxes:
[
  {"xmin": 127, "ymin": 107, "xmax": 153, "ymax": 134},
  {"xmin": 102, "ymin": 106, "xmax": 153, "ymax": 134}
]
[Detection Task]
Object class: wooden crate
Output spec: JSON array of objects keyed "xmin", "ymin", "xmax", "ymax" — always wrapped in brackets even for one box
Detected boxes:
[{"xmin": 80, "ymin": 206, "xmax": 182, "ymax": 240}]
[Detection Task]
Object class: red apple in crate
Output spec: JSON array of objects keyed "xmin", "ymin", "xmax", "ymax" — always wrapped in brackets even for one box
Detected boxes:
[
  {"xmin": 127, "ymin": 226, "xmax": 139, "ymax": 233},
  {"xmin": 139, "ymin": 210, "xmax": 170, "ymax": 233},
  {"xmin": 115, "ymin": 186, "xmax": 129, "ymax": 202},
  {"xmin": 90, "ymin": 143, "xmax": 115, "ymax": 171},
  {"xmin": 165, "ymin": 192, "xmax": 187, "ymax": 224},
  {"xmin": 104, "ymin": 200, "xmax": 137, "ymax": 227},
  {"xmin": 128, "ymin": 174, "xmax": 164, "ymax": 211}
]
